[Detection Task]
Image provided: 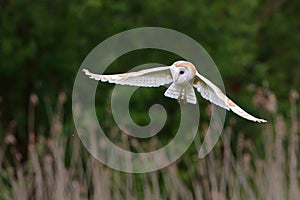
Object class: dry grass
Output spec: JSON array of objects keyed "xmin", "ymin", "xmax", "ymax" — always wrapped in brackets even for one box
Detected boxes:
[{"xmin": 0, "ymin": 90, "xmax": 299, "ymax": 200}]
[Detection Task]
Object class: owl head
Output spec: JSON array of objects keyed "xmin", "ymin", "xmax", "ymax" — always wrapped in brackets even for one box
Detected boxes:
[{"xmin": 170, "ymin": 61, "xmax": 196, "ymax": 84}]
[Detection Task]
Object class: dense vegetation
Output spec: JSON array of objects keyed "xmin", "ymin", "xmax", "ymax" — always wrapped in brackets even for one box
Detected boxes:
[{"xmin": 1, "ymin": 0, "xmax": 299, "ymax": 199}]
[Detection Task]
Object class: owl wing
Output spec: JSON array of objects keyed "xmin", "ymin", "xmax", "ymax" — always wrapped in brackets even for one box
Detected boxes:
[
  {"xmin": 193, "ymin": 72, "xmax": 267, "ymax": 123},
  {"xmin": 82, "ymin": 66, "xmax": 173, "ymax": 87}
]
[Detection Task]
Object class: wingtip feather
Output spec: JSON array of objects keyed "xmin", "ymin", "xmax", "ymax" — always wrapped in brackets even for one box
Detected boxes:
[
  {"xmin": 256, "ymin": 118, "xmax": 267, "ymax": 123},
  {"xmin": 82, "ymin": 68, "xmax": 89, "ymax": 74}
]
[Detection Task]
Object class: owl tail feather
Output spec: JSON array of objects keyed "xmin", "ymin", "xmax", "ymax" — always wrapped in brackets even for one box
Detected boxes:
[{"xmin": 164, "ymin": 83, "xmax": 197, "ymax": 104}]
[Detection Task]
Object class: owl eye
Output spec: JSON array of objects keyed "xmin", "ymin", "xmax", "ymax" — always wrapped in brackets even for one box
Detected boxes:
[{"xmin": 179, "ymin": 71, "xmax": 185, "ymax": 75}]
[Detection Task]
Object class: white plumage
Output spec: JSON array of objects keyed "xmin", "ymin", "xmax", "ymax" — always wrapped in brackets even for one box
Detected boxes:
[{"xmin": 83, "ymin": 60, "xmax": 267, "ymax": 123}]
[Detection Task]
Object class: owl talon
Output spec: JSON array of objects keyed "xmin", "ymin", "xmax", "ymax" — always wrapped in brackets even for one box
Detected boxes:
[
  {"xmin": 183, "ymin": 95, "xmax": 187, "ymax": 104},
  {"xmin": 177, "ymin": 94, "xmax": 182, "ymax": 103},
  {"xmin": 177, "ymin": 94, "xmax": 187, "ymax": 104}
]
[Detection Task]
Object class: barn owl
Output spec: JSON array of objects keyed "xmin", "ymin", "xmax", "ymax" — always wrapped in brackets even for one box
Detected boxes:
[{"xmin": 82, "ymin": 61, "xmax": 267, "ymax": 123}]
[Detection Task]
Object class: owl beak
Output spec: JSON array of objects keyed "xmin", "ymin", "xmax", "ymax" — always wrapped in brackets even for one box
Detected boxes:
[
  {"xmin": 172, "ymin": 73, "xmax": 179, "ymax": 82},
  {"xmin": 172, "ymin": 67, "xmax": 180, "ymax": 82}
]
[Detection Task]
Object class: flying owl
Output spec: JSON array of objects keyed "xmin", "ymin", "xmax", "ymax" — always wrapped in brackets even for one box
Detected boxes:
[{"xmin": 83, "ymin": 61, "xmax": 267, "ymax": 123}]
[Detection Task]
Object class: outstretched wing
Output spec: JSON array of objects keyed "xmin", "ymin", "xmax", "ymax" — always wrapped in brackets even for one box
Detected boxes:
[
  {"xmin": 193, "ymin": 72, "xmax": 267, "ymax": 123},
  {"xmin": 82, "ymin": 66, "xmax": 173, "ymax": 87}
]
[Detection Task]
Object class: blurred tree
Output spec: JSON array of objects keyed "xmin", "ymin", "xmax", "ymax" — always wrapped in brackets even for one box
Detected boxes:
[
  {"xmin": 0, "ymin": 0, "xmax": 101, "ymax": 157},
  {"xmin": 257, "ymin": 0, "xmax": 300, "ymax": 112},
  {"xmin": 0, "ymin": 0, "xmax": 299, "ymax": 158}
]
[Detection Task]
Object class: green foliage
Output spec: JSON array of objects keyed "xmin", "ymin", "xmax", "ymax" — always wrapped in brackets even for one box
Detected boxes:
[{"xmin": 1, "ymin": 0, "xmax": 298, "ymax": 133}]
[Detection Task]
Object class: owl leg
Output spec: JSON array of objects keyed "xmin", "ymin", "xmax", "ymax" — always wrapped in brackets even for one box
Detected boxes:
[
  {"xmin": 183, "ymin": 94, "xmax": 187, "ymax": 103},
  {"xmin": 177, "ymin": 94, "xmax": 182, "ymax": 103},
  {"xmin": 182, "ymin": 89, "xmax": 187, "ymax": 103},
  {"xmin": 177, "ymin": 89, "xmax": 187, "ymax": 104},
  {"xmin": 177, "ymin": 88, "xmax": 183, "ymax": 103}
]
